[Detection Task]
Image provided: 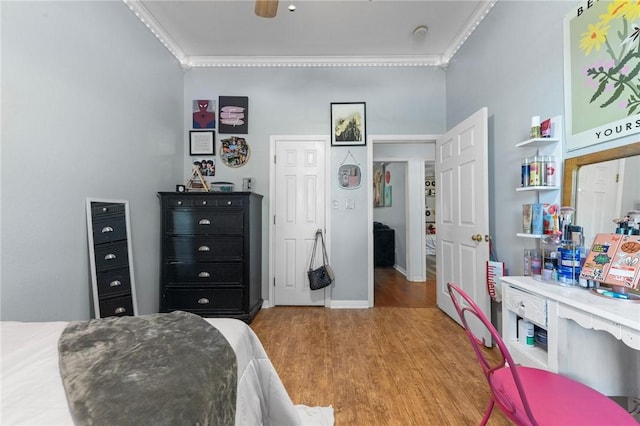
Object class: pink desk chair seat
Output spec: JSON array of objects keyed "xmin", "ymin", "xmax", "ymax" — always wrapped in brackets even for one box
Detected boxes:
[{"xmin": 447, "ymin": 282, "xmax": 637, "ymax": 426}]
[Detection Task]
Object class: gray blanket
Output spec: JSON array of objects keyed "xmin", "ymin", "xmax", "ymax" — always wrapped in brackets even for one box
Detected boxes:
[{"xmin": 58, "ymin": 311, "xmax": 237, "ymax": 426}]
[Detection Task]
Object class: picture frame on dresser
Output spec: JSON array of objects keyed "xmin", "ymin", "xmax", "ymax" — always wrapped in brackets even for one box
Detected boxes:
[{"xmin": 86, "ymin": 198, "xmax": 138, "ymax": 318}]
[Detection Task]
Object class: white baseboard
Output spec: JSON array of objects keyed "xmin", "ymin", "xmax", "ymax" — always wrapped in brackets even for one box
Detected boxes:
[{"xmin": 328, "ymin": 300, "xmax": 370, "ymax": 309}]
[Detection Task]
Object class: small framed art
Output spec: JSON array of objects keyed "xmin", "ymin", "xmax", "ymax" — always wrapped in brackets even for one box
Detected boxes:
[
  {"xmin": 331, "ymin": 102, "xmax": 366, "ymax": 146},
  {"xmin": 189, "ymin": 130, "xmax": 215, "ymax": 155}
]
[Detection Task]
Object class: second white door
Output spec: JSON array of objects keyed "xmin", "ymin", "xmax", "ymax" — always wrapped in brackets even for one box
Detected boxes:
[{"xmin": 272, "ymin": 136, "xmax": 328, "ymax": 306}]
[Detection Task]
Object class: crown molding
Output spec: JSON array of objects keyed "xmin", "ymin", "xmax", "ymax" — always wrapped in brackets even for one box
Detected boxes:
[
  {"xmin": 123, "ymin": 0, "xmax": 188, "ymax": 64},
  {"xmin": 123, "ymin": 0, "xmax": 495, "ymax": 69},
  {"xmin": 442, "ymin": 0, "xmax": 497, "ymax": 63},
  {"xmin": 184, "ymin": 55, "xmax": 446, "ymax": 69}
]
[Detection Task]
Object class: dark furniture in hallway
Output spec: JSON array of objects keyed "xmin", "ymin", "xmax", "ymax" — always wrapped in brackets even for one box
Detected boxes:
[{"xmin": 374, "ymin": 222, "xmax": 395, "ymax": 267}]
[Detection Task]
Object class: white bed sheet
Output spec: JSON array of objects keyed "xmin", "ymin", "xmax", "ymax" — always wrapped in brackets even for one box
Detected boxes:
[
  {"xmin": 1, "ymin": 318, "xmax": 333, "ymax": 426},
  {"xmin": 425, "ymin": 234, "xmax": 436, "ymax": 256}
]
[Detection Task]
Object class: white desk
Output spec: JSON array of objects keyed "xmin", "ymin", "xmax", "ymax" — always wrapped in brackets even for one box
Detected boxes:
[{"xmin": 501, "ymin": 276, "xmax": 640, "ymax": 397}]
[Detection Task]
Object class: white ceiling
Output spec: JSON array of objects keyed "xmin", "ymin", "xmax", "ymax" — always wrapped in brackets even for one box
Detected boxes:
[{"xmin": 124, "ymin": 0, "xmax": 496, "ymax": 68}]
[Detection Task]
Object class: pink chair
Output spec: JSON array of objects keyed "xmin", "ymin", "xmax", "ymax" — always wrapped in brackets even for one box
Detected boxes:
[{"xmin": 446, "ymin": 282, "xmax": 637, "ymax": 426}]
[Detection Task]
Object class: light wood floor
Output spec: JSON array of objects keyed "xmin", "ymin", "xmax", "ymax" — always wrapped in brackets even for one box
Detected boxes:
[{"xmin": 250, "ymin": 266, "xmax": 511, "ymax": 425}]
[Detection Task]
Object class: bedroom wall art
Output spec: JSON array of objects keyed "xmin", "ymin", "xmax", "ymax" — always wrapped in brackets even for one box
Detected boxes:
[
  {"xmin": 189, "ymin": 130, "xmax": 215, "ymax": 155},
  {"xmin": 218, "ymin": 96, "xmax": 248, "ymax": 134},
  {"xmin": 192, "ymin": 99, "xmax": 216, "ymax": 129},
  {"xmin": 220, "ymin": 136, "xmax": 250, "ymax": 168},
  {"xmin": 193, "ymin": 158, "xmax": 216, "ymax": 176},
  {"xmin": 563, "ymin": 2, "xmax": 640, "ymax": 151},
  {"xmin": 373, "ymin": 162, "xmax": 385, "ymax": 207},
  {"xmin": 337, "ymin": 150, "xmax": 362, "ymax": 189},
  {"xmin": 331, "ymin": 102, "xmax": 366, "ymax": 146}
]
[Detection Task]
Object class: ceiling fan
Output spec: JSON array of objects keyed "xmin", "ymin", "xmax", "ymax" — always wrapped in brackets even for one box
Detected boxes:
[{"xmin": 255, "ymin": 0, "xmax": 279, "ymax": 18}]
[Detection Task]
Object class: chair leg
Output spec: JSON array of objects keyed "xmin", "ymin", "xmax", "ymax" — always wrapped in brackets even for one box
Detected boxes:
[{"xmin": 480, "ymin": 399, "xmax": 495, "ymax": 426}]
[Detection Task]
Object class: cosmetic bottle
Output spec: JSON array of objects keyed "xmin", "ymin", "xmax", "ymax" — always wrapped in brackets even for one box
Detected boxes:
[
  {"xmin": 530, "ymin": 116, "xmax": 541, "ymax": 139},
  {"xmin": 521, "ymin": 157, "xmax": 530, "ymax": 187}
]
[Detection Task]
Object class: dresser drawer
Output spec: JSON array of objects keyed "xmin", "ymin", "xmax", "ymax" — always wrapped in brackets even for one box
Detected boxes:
[
  {"xmin": 164, "ymin": 288, "xmax": 243, "ymax": 312},
  {"xmin": 165, "ymin": 236, "xmax": 243, "ymax": 261},
  {"xmin": 92, "ymin": 215, "xmax": 127, "ymax": 244},
  {"xmin": 94, "ymin": 241, "xmax": 129, "ymax": 271},
  {"xmin": 505, "ymin": 286, "xmax": 547, "ymax": 327},
  {"xmin": 98, "ymin": 295, "xmax": 134, "ymax": 317},
  {"xmin": 167, "ymin": 209, "xmax": 244, "ymax": 235},
  {"xmin": 164, "ymin": 262, "xmax": 243, "ymax": 285},
  {"xmin": 96, "ymin": 267, "xmax": 132, "ymax": 297},
  {"xmin": 91, "ymin": 202, "xmax": 125, "ymax": 217}
]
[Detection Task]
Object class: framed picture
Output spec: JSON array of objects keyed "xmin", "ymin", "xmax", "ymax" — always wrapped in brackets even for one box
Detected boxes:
[
  {"xmin": 219, "ymin": 136, "xmax": 250, "ymax": 168},
  {"xmin": 331, "ymin": 102, "xmax": 366, "ymax": 146},
  {"xmin": 563, "ymin": 3, "xmax": 640, "ymax": 151},
  {"xmin": 218, "ymin": 96, "xmax": 248, "ymax": 134},
  {"xmin": 189, "ymin": 130, "xmax": 215, "ymax": 155},
  {"xmin": 192, "ymin": 99, "xmax": 216, "ymax": 129}
]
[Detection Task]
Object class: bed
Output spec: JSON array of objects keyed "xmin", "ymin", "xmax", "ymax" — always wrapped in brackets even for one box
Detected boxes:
[
  {"xmin": 425, "ymin": 234, "xmax": 436, "ymax": 256},
  {"xmin": 1, "ymin": 314, "xmax": 334, "ymax": 426}
]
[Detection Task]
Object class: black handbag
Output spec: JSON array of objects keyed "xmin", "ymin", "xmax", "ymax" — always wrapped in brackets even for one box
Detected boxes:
[{"xmin": 307, "ymin": 229, "xmax": 335, "ymax": 290}]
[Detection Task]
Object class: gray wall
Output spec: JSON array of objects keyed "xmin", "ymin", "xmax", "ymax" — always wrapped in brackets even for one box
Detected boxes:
[
  {"xmin": 373, "ymin": 162, "xmax": 407, "ymax": 271},
  {"xmin": 447, "ymin": 0, "xmax": 575, "ymax": 277},
  {"xmin": 447, "ymin": 0, "xmax": 639, "ymax": 279},
  {"xmin": 183, "ymin": 67, "xmax": 446, "ymax": 302},
  {"xmin": 1, "ymin": 1, "xmax": 184, "ymax": 320}
]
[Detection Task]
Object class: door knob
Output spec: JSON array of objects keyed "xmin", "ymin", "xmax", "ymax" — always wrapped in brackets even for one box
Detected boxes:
[{"xmin": 471, "ymin": 234, "xmax": 483, "ymax": 242}]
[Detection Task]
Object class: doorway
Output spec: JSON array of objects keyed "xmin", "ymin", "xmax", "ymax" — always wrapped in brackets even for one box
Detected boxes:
[{"xmin": 368, "ymin": 135, "xmax": 437, "ymax": 307}]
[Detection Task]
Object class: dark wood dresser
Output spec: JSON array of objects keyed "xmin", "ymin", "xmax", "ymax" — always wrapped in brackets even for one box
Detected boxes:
[{"xmin": 158, "ymin": 192, "xmax": 263, "ymax": 323}]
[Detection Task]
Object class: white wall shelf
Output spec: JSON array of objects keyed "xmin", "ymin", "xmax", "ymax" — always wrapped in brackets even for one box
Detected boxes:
[
  {"xmin": 515, "ymin": 137, "xmax": 560, "ymax": 149},
  {"xmin": 516, "ymin": 232, "xmax": 543, "ymax": 239},
  {"xmin": 516, "ymin": 186, "xmax": 560, "ymax": 192}
]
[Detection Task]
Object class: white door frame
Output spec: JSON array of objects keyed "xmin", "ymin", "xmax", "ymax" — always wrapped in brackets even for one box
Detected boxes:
[
  {"xmin": 367, "ymin": 134, "xmax": 440, "ymax": 307},
  {"xmin": 268, "ymin": 135, "xmax": 331, "ymax": 308}
]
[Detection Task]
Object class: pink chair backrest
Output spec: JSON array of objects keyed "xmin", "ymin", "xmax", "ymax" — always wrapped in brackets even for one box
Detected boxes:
[{"xmin": 446, "ymin": 282, "xmax": 538, "ymax": 425}]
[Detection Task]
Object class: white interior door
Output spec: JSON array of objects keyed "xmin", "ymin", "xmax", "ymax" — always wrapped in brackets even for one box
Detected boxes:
[
  {"xmin": 272, "ymin": 137, "xmax": 327, "ymax": 306},
  {"xmin": 576, "ymin": 158, "xmax": 623, "ymax": 249},
  {"xmin": 436, "ymin": 108, "xmax": 490, "ymax": 345}
]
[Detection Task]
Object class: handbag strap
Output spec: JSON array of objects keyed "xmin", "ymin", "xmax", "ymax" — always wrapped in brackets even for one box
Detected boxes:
[{"xmin": 309, "ymin": 229, "xmax": 328, "ymax": 269}]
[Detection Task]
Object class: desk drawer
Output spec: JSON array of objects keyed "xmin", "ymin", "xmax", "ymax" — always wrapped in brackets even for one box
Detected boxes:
[{"xmin": 505, "ymin": 286, "xmax": 547, "ymax": 327}]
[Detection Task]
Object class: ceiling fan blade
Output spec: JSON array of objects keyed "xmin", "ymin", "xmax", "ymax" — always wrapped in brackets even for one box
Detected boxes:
[{"xmin": 255, "ymin": 0, "xmax": 279, "ymax": 18}]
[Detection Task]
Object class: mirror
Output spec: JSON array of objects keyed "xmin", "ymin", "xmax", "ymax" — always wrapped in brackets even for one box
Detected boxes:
[
  {"xmin": 86, "ymin": 198, "xmax": 138, "ymax": 318},
  {"xmin": 563, "ymin": 142, "xmax": 640, "ymax": 247},
  {"xmin": 563, "ymin": 142, "xmax": 640, "ymax": 208}
]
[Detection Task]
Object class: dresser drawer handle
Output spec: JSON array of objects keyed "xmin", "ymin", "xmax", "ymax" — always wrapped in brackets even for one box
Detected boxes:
[
  {"xmin": 177, "ymin": 201, "xmax": 183, "ymax": 205},
  {"xmin": 114, "ymin": 307, "xmax": 126, "ymax": 314},
  {"xmin": 227, "ymin": 201, "xmax": 232, "ymax": 205},
  {"xmin": 198, "ymin": 246, "xmax": 210, "ymax": 252},
  {"xmin": 109, "ymin": 280, "xmax": 122, "ymax": 287},
  {"xmin": 198, "ymin": 272, "xmax": 211, "ymax": 278},
  {"xmin": 197, "ymin": 298, "xmax": 210, "ymax": 305},
  {"xmin": 101, "ymin": 226, "xmax": 114, "ymax": 233},
  {"xmin": 201, "ymin": 201, "xmax": 208, "ymax": 205},
  {"xmin": 198, "ymin": 219, "xmax": 211, "ymax": 225},
  {"xmin": 102, "ymin": 207, "xmax": 108, "ymax": 212},
  {"xmin": 104, "ymin": 253, "xmax": 117, "ymax": 260}
]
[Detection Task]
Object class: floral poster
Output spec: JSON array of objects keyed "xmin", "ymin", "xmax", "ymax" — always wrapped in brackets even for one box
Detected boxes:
[{"xmin": 564, "ymin": 1, "xmax": 640, "ymax": 151}]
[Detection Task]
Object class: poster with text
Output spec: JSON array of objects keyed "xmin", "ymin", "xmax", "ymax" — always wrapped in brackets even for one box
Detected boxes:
[{"xmin": 564, "ymin": 1, "xmax": 640, "ymax": 151}]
